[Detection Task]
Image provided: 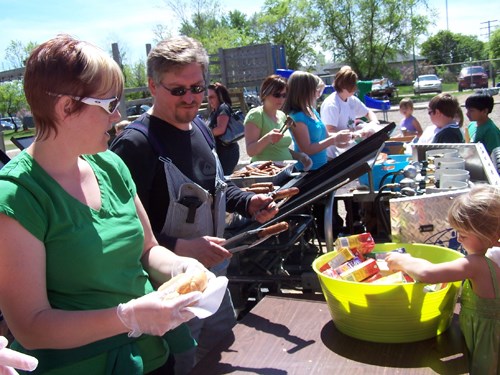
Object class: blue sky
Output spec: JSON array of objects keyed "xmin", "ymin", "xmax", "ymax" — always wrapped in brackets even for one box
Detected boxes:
[{"xmin": 0, "ymin": 0, "xmax": 498, "ymax": 69}]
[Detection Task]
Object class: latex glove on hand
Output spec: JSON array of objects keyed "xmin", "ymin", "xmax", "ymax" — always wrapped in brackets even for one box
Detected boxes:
[
  {"xmin": 289, "ymin": 149, "xmax": 312, "ymax": 172},
  {"xmin": 171, "ymin": 257, "xmax": 216, "ymax": 282},
  {"xmin": 0, "ymin": 336, "xmax": 38, "ymax": 375},
  {"xmin": 297, "ymin": 152, "xmax": 312, "ymax": 172},
  {"xmin": 117, "ymin": 290, "xmax": 202, "ymax": 338}
]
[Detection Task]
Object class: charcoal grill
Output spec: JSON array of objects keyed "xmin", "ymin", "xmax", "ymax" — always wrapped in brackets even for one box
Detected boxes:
[{"xmin": 226, "ymin": 123, "xmax": 396, "ymax": 311}]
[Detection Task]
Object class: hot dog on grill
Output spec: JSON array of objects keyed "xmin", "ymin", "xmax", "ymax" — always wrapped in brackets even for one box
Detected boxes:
[
  {"xmin": 270, "ymin": 187, "xmax": 300, "ymax": 200},
  {"xmin": 258, "ymin": 222, "xmax": 289, "ymax": 238},
  {"xmin": 250, "ymin": 182, "xmax": 275, "ymax": 189},
  {"xmin": 243, "ymin": 186, "xmax": 273, "ymax": 194}
]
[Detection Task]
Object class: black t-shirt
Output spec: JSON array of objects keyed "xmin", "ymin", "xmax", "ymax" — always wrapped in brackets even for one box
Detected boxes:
[
  {"xmin": 433, "ymin": 126, "xmax": 464, "ymax": 143},
  {"xmin": 110, "ymin": 113, "xmax": 251, "ymax": 249},
  {"xmin": 209, "ymin": 103, "xmax": 232, "ymax": 148}
]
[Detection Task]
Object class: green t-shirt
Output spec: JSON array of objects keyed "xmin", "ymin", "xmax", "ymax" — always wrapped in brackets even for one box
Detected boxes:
[
  {"xmin": 0, "ymin": 150, "xmax": 170, "ymax": 374},
  {"xmin": 244, "ymin": 106, "xmax": 292, "ymax": 162},
  {"xmin": 467, "ymin": 118, "xmax": 500, "ymax": 155}
]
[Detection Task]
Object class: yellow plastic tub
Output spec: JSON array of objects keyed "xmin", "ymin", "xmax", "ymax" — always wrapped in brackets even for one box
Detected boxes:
[{"xmin": 312, "ymin": 243, "xmax": 463, "ymax": 343}]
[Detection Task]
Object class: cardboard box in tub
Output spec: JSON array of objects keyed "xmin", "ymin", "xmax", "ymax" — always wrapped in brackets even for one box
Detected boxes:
[{"xmin": 227, "ymin": 160, "xmax": 297, "ymax": 188}]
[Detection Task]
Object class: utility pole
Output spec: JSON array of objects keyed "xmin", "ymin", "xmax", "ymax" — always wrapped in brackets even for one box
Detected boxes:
[
  {"xmin": 411, "ymin": 6, "xmax": 417, "ymax": 80},
  {"xmin": 445, "ymin": 0, "xmax": 449, "ymax": 30},
  {"xmin": 481, "ymin": 20, "xmax": 499, "ymax": 87}
]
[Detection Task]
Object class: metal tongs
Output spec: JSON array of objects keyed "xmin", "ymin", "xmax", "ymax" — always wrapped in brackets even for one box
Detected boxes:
[
  {"xmin": 221, "ymin": 222, "xmax": 289, "ymax": 254},
  {"xmin": 279, "ymin": 116, "xmax": 296, "ymax": 134}
]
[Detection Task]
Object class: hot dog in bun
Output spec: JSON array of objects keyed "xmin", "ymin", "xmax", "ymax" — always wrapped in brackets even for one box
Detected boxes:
[{"xmin": 159, "ymin": 271, "xmax": 208, "ymax": 299}]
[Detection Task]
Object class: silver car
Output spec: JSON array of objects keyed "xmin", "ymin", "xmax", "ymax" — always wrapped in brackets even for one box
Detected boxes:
[
  {"xmin": 413, "ymin": 74, "xmax": 442, "ymax": 94},
  {"xmin": 1, "ymin": 120, "xmax": 14, "ymax": 131}
]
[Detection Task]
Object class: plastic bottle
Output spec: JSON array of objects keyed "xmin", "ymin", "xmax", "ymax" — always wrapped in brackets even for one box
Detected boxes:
[{"xmin": 334, "ymin": 232, "xmax": 375, "ymax": 255}]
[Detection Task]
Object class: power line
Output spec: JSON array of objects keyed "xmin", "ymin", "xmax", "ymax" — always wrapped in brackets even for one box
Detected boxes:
[{"xmin": 480, "ymin": 20, "xmax": 498, "ymax": 40}]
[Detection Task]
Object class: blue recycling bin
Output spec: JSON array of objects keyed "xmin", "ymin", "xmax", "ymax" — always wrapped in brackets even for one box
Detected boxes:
[
  {"xmin": 364, "ymin": 95, "xmax": 391, "ymax": 111},
  {"xmin": 275, "ymin": 69, "xmax": 294, "ymax": 79}
]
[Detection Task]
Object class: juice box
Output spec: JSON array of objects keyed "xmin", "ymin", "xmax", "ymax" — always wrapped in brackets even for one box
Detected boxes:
[
  {"xmin": 339, "ymin": 258, "xmax": 380, "ymax": 282},
  {"xmin": 333, "ymin": 257, "xmax": 362, "ymax": 275},
  {"xmin": 371, "ymin": 271, "xmax": 410, "ymax": 284},
  {"xmin": 319, "ymin": 247, "xmax": 355, "ymax": 272}
]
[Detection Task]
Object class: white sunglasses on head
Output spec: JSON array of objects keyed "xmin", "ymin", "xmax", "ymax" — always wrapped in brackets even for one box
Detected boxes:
[
  {"xmin": 76, "ymin": 96, "xmax": 120, "ymax": 114},
  {"xmin": 47, "ymin": 92, "xmax": 120, "ymax": 114}
]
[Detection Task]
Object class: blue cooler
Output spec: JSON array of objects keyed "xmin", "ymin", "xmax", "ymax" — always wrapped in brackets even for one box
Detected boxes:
[{"xmin": 359, "ymin": 154, "xmax": 410, "ymax": 189}]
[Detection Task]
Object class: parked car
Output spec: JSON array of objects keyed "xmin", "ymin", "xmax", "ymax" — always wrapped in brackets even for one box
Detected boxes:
[
  {"xmin": 1, "ymin": 120, "xmax": 14, "ymax": 131},
  {"xmin": 126, "ymin": 104, "xmax": 151, "ymax": 117},
  {"xmin": 1, "ymin": 116, "xmax": 22, "ymax": 129},
  {"xmin": 457, "ymin": 66, "xmax": 488, "ymax": 92},
  {"xmin": 243, "ymin": 88, "xmax": 261, "ymax": 109},
  {"xmin": 413, "ymin": 74, "xmax": 442, "ymax": 95}
]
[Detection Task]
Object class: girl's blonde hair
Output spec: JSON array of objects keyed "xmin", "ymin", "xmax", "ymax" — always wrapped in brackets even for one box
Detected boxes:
[
  {"xmin": 448, "ymin": 184, "xmax": 500, "ymax": 246},
  {"xmin": 282, "ymin": 71, "xmax": 318, "ymax": 115},
  {"xmin": 399, "ymin": 98, "xmax": 414, "ymax": 110}
]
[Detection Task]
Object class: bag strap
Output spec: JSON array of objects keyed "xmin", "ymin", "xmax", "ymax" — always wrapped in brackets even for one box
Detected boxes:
[
  {"xmin": 125, "ymin": 121, "xmax": 166, "ymax": 156},
  {"xmin": 117, "ymin": 116, "xmax": 215, "ymax": 157},
  {"xmin": 192, "ymin": 116, "xmax": 215, "ymax": 149}
]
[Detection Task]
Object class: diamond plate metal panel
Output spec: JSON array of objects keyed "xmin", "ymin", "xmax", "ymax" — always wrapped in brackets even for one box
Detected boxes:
[{"xmin": 390, "ymin": 190, "xmax": 466, "ymax": 253}]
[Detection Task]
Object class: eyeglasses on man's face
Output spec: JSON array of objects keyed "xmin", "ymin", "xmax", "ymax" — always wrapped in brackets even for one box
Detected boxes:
[
  {"xmin": 47, "ymin": 92, "xmax": 120, "ymax": 114},
  {"xmin": 158, "ymin": 82, "xmax": 206, "ymax": 96}
]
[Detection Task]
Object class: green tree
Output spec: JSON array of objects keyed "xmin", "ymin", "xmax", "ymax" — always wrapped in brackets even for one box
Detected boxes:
[
  {"xmin": 254, "ymin": 0, "xmax": 321, "ymax": 70},
  {"xmin": 122, "ymin": 61, "xmax": 150, "ymax": 100},
  {"xmin": 487, "ymin": 28, "xmax": 500, "ymax": 73},
  {"xmin": 160, "ymin": 0, "xmax": 255, "ymax": 53},
  {"xmin": 4, "ymin": 40, "xmax": 38, "ymax": 69},
  {"xmin": 0, "ymin": 81, "xmax": 28, "ymax": 131},
  {"xmin": 315, "ymin": 0, "xmax": 430, "ymax": 79},
  {"xmin": 420, "ymin": 31, "xmax": 486, "ymax": 74}
]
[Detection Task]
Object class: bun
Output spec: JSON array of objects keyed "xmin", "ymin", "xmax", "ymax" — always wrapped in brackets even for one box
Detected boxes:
[{"xmin": 159, "ymin": 271, "xmax": 208, "ymax": 299}]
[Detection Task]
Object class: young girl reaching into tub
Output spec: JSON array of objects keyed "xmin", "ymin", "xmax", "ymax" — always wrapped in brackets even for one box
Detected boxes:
[{"xmin": 386, "ymin": 184, "xmax": 500, "ymax": 375}]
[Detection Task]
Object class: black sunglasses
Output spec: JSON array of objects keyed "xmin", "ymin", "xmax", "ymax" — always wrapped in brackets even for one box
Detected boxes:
[
  {"xmin": 159, "ymin": 82, "xmax": 206, "ymax": 96},
  {"xmin": 272, "ymin": 92, "xmax": 287, "ymax": 99}
]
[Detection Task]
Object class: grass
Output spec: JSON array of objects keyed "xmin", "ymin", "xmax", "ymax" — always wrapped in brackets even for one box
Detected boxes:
[{"xmin": 2, "ymin": 128, "xmax": 36, "ymax": 151}]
